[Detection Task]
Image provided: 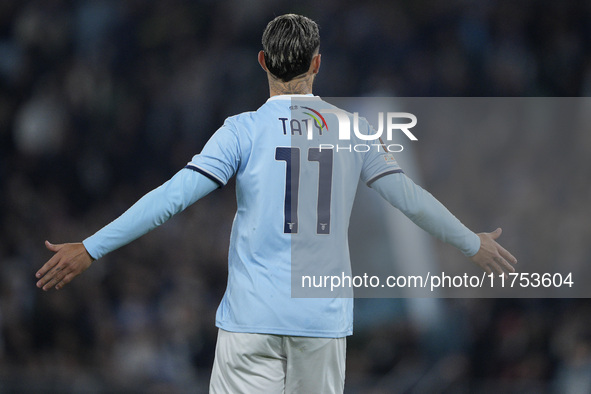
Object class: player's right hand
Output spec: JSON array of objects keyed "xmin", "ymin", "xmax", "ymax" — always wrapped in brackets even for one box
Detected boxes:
[{"xmin": 36, "ymin": 241, "xmax": 94, "ymax": 291}]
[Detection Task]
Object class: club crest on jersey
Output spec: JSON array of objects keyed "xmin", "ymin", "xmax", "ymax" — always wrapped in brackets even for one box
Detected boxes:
[{"xmin": 383, "ymin": 153, "xmax": 397, "ymax": 164}]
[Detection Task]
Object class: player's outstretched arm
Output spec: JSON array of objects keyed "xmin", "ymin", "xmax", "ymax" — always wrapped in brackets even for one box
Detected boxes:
[
  {"xmin": 370, "ymin": 173, "xmax": 517, "ymax": 275},
  {"xmin": 36, "ymin": 169, "xmax": 218, "ymax": 291},
  {"xmin": 36, "ymin": 241, "xmax": 94, "ymax": 291}
]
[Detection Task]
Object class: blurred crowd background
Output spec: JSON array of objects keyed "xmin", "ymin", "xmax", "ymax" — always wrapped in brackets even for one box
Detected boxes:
[{"xmin": 1, "ymin": 0, "xmax": 590, "ymax": 392}]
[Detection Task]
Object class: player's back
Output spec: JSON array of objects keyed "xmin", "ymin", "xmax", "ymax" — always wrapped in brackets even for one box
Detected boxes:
[{"xmin": 187, "ymin": 94, "xmax": 401, "ymax": 337}]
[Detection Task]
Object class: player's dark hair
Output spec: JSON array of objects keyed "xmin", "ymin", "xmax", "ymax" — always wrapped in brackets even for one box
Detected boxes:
[{"xmin": 262, "ymin": 14, "xmax": 320, "ymax": 82}]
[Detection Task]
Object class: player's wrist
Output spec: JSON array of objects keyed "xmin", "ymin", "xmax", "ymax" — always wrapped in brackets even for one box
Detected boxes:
[{"xmin": 463, "ymin": 232, "xmax": 481, "ymax": 257}]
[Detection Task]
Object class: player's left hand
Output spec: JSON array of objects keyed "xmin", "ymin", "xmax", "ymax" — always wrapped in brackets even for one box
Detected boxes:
[
  {"xmin": 36, "ymin": 241, "xmax": 94, "ymax": 291},
  {"xmin": 470, "ymin": 228, "xmax": 517, "ymax": 277}
]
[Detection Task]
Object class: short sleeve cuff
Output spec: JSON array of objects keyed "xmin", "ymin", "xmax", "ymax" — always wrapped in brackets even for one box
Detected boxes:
[{"xmin": 184, "ymin": 164, "xmax": 225, "ymax": 187}]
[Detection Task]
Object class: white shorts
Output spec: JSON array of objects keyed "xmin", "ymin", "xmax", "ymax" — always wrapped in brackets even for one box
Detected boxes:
[{"xmin": 209, "ymin": 329, "xmax": 346, "ymax": 394}]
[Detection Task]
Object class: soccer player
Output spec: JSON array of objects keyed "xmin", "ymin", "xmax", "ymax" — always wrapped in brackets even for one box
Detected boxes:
[{"xmin": 36, "ymin": 14, "xmax": 517, "ymax": 393}]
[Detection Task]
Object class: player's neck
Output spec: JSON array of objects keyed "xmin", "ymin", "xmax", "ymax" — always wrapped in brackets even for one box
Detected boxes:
[{"xmin": 268, "ymin": 74, "xmax": 314, "ymax": 97}]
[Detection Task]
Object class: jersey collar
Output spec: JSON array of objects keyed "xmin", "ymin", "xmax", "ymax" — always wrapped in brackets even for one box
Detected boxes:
[{"xmin": 267, "ymin": 94, "xmax": 318, "ymax": 102}]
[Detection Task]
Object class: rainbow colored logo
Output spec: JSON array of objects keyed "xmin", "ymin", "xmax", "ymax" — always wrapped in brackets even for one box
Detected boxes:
[{"xmin": 302, "ymin": 106, "xmax": 328, "ymax": 130}]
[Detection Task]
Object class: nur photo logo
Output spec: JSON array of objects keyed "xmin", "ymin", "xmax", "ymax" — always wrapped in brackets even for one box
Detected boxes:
[{"xmin": 318, "ymin": 109, "xmax": 417, "ymax": 153}]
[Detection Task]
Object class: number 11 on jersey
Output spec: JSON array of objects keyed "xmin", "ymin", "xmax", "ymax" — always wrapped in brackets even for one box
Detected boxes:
[{"xmin": 275, "ymin": 147, "xmax": 333, "ymax": 235}]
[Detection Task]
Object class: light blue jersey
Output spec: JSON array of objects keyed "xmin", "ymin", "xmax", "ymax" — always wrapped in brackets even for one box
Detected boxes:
[
  {"xmin": 84, "ymin": 94, "xmax": 479, "ymax": 339},
  {"xmin": 186, "ymin": 95, "xmax": 402, "ymax": 337}
]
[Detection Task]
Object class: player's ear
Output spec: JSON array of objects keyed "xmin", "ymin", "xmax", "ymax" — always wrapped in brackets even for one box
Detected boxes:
[
  {"xmin": 258, "ymin": 50, "xmax": 268, "ymax": 71},
  {"xmin": 311, "ymin": 53, "xmax": 321, "ymax": 75}
]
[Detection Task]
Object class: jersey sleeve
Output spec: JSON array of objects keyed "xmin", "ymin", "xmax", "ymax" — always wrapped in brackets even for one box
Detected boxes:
[
  {"xmin": 82, "ymin": 169, "xmax": 218, "ymax": 260},
  {"xmin": 185, "ymin": 119, "xmax": 242, "ymax": 186},
  {"xmin": 357, "ymin": 118, "xmax": 404, "ymax": 185},
  {"xmin": 371, "ymin": 172, "xmax": 481, "ymax": 256}
]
